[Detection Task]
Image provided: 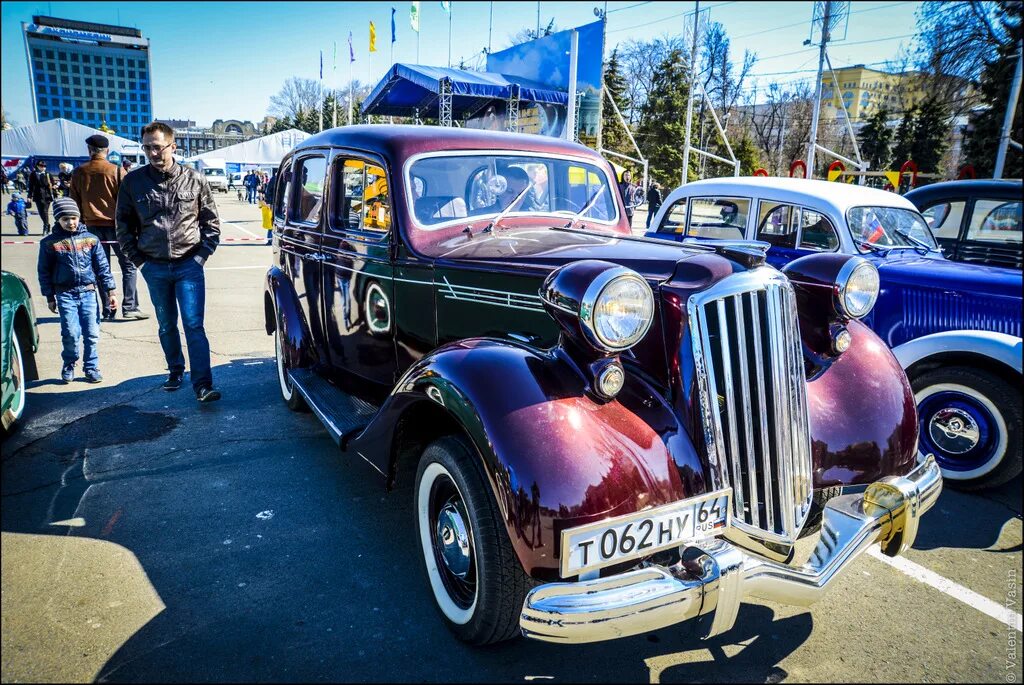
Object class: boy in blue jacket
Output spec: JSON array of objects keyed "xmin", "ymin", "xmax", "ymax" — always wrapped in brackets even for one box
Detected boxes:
[
  {"xmin": 37, "ymin": 197, "xmax": 118, "ymax": 383},
  {"xmin": 6, "ymin": 192, "xmax": 29, "ymax": 235}
]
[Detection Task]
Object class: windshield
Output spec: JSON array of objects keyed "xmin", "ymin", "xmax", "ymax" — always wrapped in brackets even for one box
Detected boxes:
[
  {"xmin": 847, "ymin": 206, "xmax": 937, "ymax": 252},
  {"xmin": 406, "ymin": 153, "xmax": 619, "ymax": 229},
  {"xmin": 203, "ymin": 168, "xmax": 225, "ymax": 177}
]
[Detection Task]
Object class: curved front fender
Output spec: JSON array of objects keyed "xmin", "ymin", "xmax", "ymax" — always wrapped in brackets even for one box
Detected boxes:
[
  {"xmin": 892, "ymin": 329, "xmax": 1023, "ymax": 374},
  {"xmin": 265, "ymin": 266, "xmax": 316, "ymax": 369},
  {"xmin": 351, "ymin": 338, "xmax": 707, "ymax": 577}
]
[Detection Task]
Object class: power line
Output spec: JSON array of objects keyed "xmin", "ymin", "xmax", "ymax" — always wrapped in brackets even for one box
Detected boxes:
[
  {"xmin": 607, "ymin": 1, "xmax": 653, "ymax": 14},
  {"xmin": 607, "ymin": 1, "xmax": 737, "ymax": 34},
  {"xmin": 756, "ymin": 32, "xmax": 918, "ymax": 62}
]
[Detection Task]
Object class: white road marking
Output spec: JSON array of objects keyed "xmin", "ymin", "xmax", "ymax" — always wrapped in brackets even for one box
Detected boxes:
[
  {"xmin": 226, "ymin": 222, "xmax": 263, "ymax": 239},
  {"xmin": 867, "ymin": 547, "xmax": 1022, "ymax": 633}
]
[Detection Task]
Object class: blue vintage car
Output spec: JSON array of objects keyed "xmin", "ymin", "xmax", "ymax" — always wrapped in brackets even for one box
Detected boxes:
[{"xmin": 646, "ymin": 177, "xmax": 1022, "ymax": 489}]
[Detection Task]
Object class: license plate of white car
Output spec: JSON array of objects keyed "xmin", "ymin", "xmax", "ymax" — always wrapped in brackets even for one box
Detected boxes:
[{"xmin": 560, "ymin": 489, "xmax": 731, "ymax": 577}]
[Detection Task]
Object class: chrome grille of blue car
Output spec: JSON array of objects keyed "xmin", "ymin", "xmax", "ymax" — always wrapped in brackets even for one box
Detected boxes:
[{"xmin": 687, "ymin": 268, "xmax": 813, "ymax": 544}]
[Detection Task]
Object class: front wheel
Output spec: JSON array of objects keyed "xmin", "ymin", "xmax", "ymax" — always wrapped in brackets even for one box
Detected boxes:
[
  {"xmin": 414, "ymin": 435, "xmax": 534, "ymax": 645},
  {"xmin": 274, "ymin": 322, "xmax": 307, "ymax": 412},
  {"xmin": 913, "ymin": 366, "xmax": 1021, "ymax": 490}
]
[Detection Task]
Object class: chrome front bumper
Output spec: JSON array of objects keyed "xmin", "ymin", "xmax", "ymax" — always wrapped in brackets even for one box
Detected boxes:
[{"xmin": 520, "ymin": 453, "xmax": 942, "ymax": 643}]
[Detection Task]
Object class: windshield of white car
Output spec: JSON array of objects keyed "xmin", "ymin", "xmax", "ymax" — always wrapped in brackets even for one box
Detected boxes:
[
  {"xmin": 203, "ymin": 168, "xmax": 225, "ymax": 176},
  {"xmin": 847, "ymin": 206, "xmax": 938, "ymax": 253},
  {"xmin": 406, "ymin": 154, "xmax": 619, "ymax": 230}
]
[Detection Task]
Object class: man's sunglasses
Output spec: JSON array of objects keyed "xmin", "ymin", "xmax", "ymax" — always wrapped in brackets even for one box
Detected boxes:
[{"xmin": 141, "ymin": 142, "xmax": 173, "ymax": 153}]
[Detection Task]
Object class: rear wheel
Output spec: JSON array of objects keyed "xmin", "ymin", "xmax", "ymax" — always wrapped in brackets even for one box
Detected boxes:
[
  {"xmin": 414, "ymin": 435, "xmax": 533, "ymax": 645},
  {"xmin": 913, "ymin": 366, "xmax": 1021, "ymax": 491},
  {"xmin": 274, "ymin": 322, "xmax": 307, "ymax": 412},
  {"xmin": 3, "ymin": 333, "xmax": 27, "ymax": 433}
]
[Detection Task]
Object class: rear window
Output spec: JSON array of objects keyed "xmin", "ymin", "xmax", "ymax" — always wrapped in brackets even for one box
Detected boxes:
[
  {"xmin": 921, "ymin": 200, "xmax": 966, "ymax": 239},
  {"xmin": 290, "ymin": 156, "xmax": 326, "ymax": 225},
  {"xmin": 687, "ymin": 197, "xmax": 750, "ymax": 240},
  {"xmin": 967, "ymin": 199, "xmax": 1021, "ymax": 243}
]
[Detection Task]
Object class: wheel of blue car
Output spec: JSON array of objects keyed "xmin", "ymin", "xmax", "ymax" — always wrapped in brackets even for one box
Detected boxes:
[
  {"xmin": 913, "ymin": 366, "xmax": 1022, "ymax": 491},
  {"xmin": 274, "ymin": 321, "xmax": 307, "ymax": 412},
  {"xmin": 414, "ymin": 435, "xmax": 534, "ymax": 645},
  {"xmin": 3, "ymin": 332, "xmax": 27, "ymax": 432}
]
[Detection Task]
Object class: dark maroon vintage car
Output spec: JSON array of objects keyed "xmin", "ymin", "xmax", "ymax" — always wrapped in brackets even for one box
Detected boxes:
[{"xmin": 264, "ymin": 125, "xmax": 941, "ymax": 645}]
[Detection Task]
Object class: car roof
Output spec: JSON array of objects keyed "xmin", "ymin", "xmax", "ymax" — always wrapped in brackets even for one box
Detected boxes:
[
  {"xmin": 662, "ymin": 176, "xmax": 919, "ymax": 216},
  {"xmin": 904, "ymin": 179, "xmax": 1023, "ymax": 205},
  {"xmin": 288, "ymin": 124, "xmax": 605, "ymax": 167}
]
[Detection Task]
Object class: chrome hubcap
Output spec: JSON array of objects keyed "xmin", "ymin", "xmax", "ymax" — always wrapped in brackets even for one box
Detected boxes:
[
  {"xmin": 928, "ymin": 407, "xmax": 980, "ymax": 455},
  {"xmin": 435, "ymin": 502, "xmax": 471, "ymax": 579}
]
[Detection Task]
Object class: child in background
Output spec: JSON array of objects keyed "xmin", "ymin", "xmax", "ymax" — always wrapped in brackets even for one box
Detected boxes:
[
  {"xmin": 260, "ymin": 197, "xmax": 273, "ymax": 245},
  {"xmin": 6, "ymin": 192, "xmax": 29, "ymax": 236},
  {"xmin": 37, "ymin": 197, "xmax": 117, "ymax": 384}
]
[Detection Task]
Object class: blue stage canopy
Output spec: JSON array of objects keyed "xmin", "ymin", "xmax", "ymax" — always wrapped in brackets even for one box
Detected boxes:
[{"xmin": 361, "ymin": 63, "xmax": 568, "ymax": 118}]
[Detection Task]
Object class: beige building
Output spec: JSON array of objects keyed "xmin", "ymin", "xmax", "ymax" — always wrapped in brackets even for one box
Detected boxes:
[{"xmin": 820, "ymin": 65, "xmax": 944, "ymax": 122}]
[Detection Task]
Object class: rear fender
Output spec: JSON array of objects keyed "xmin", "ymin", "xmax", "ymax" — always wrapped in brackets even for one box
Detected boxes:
[
  {"xmin": 349, "ymin": 338, "xmax": 706, "ymax": 577},
  {"xmin": 265, "ymin": 266, "xmax": 315, "ymax": 369},
  {"xmin": 893, "ymin": 330, "xmax": 1023, "ymax": 375}
]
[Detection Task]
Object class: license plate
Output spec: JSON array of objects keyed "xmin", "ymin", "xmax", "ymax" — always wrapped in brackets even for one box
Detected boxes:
[{"xmin": 560, "ymin": 489, "xmax": 731, "ymax": 578}]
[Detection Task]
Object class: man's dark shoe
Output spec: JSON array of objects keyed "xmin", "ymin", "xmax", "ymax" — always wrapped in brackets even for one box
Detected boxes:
[
  {"xmin": 163, "ymin": 371, "xmax": 184, "ymax": 391},
  {"xmin": 61, "ymin": 364, "xmax": 74, "ymax": 383},
  {"xmin": 122, "ymin": 309, "xmax": 150, "ymax": 320},
  {"xmin": 196, "ymin": 385, "xmax": 222, "ymax": 403},
  {"xmin": 84, "ymin": 371, "xmax": 103, "ymax": 384}
]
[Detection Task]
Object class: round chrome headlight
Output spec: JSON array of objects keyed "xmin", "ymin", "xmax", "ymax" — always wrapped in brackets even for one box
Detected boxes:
[
  {"xmin": 835, "ymin": 257, "xmax": 879, "ymax": 319},
  {"xmin": 580, "ymin": 268, "xmax": 655, "ymax": 351}
]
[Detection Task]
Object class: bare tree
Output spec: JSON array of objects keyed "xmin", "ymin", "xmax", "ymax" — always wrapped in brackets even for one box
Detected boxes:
[
  {"xmin": 268, "ymin": 77, "xmax": 322, "ymax": 119},
  {"xmin": 506, "ymin": 18, "xmax": 558, "ymax": 48},
  {"xmin": 618, "ymin": 34, "xmax": 687, "ymax": 127}
]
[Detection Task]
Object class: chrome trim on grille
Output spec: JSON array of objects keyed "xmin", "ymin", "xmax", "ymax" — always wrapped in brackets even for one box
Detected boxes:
[{"xmin": 686, "ymin": 268, "xmax": 813, "ymax": 545}]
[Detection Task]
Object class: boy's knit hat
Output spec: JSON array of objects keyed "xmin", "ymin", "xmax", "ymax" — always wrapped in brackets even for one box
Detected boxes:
[{"xmin": 52, "ymin": 197, "xmax": 81, "ymax": 222}]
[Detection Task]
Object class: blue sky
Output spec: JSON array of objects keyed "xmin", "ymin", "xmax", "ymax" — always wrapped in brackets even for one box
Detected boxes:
[{"xmin": 2, "ymin": 1, "xmax": 923, "ymax": 127}]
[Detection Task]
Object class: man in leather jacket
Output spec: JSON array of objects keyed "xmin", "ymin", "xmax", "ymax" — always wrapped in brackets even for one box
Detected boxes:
[{"xmin": 115, "ymin": 121, "xmax": 222, "ymax": 402}]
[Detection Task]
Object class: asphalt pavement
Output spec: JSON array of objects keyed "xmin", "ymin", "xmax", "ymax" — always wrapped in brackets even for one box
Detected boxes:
[{"xmin": 1, "ymin": 192, "xmax": 1021, "ymax": 683}]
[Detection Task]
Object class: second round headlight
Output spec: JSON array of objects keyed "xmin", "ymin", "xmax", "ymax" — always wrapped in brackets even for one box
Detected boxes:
[
  {"xmin": 582, "ymin": 269, "xmax": 655, "ymax": 351},
  {"xmin": 836, "ymin": 258, "xmax": 880, "ymax": 319}
]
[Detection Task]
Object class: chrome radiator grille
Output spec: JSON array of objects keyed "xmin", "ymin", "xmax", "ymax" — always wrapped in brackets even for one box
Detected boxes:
[{"xmin": 687, "ymin": 269, "xmax": 813, "ymax": 543}]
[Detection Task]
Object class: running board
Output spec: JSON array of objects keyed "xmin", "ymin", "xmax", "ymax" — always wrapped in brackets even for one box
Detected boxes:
[{"xmin": 288, "ymin": 368, "xmax": 378, "ymax": 446}]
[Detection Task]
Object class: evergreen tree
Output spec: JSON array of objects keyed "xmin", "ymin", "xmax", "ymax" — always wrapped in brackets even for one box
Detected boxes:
[
  {"xmin": 891, "ymin": 105, "xmax": 918, "ymax": 168},
  {"xmin": 636, "ymin": 49, "xmax": 695, "ymax": 186},
  {"xmin": 733, "ymin": 134, "xmax": 761, "ymax": 176},
  {"xmin": 962, "ymin": 30, "xmax": 1023, "ymax": 178},
  {"xmin": 910, "ymin": 95, "xmax": 950, "ymax": 175},
  {"xmin": 601, "ymin": 49, "xmax": 631, "ymax": 154},
  {"xmin": 858, "ymin": 106, "xmax": 894, "ymax": 170}
]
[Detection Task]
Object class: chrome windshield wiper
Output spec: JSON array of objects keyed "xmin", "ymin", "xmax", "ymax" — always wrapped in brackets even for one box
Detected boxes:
[
  {"xmin": 893, "ymin": 228, "xmax": 935, "ymax": 254},
  {"xmin": 483, "ymin": 183, "xmax": 534, "ymax": 234},
  {"xmin": 563, "ymin": 186, "xmax": 609, "ymax": 231}
]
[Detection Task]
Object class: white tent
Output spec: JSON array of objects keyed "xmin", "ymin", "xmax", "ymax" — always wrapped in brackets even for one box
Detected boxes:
[
  {"xmin": 1, "ymin": 118, "xmax": 140, "ymax": 160},
  {"xmin": 183, "ymin": 129, "xmax": 309, "ymax": 167}
]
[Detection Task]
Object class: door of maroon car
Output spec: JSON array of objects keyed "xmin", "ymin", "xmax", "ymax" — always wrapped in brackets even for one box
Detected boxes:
[
  {"xmin": 320, "ymin": 153, "xmax": 397, "ymax": 386},
  {"xmin": 279, "ymin": 153, "xmax": 329, "ymax": 360}
]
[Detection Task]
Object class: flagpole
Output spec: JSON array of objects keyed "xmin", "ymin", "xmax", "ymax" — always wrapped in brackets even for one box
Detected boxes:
[
  {"xmin": 448, "ymin": 6, "xmax": 452, "ymax": 68},
  {"xmin": 318, "ymin": 50, "xmax": 323, "ymax": 133},
  {"xmin": 349, "ymin": 57, "xmax": 354, "ymax": 126},
  {"xmin": 332, "ymin": 41, "xmax": 338, "ymax": 129}
]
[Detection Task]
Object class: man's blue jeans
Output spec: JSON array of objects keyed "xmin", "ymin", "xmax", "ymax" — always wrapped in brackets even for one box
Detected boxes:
[
  {"xmin": 56, "ymin": 289, "xmax": 100, "ymax": 373},
  {"xmin": 140, "ymin": 257, "xmax": 212, "ymax": 391}
]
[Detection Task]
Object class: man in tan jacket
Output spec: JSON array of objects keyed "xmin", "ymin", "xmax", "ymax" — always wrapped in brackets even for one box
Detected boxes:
[{"xmin": 70, "ymin": 134, "xmax": 148, "ymax": 320}]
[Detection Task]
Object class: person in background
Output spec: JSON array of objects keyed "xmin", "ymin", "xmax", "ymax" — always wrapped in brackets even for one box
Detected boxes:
[
  {"xmin": 618, "ymin": 169, "xmax": 639, "ymax": 229},
  {"xmin": 27, "ymin": 160, "xmax": 56, "ymax": 235},
  {"xmin": 37, "ymin": 197, "xmax": 117, "ymax": 384},
  {"xmin": 116, "ymin": 121, "xmax": 222, "ymax": 403},
  {"xmin": 0, "ymin": 166, "xmax": 9, "ymax": 195},
  {"xmin": 57, "ymin": 163, "xmax": 73, "ymax": 197},
  {"xmin": 70, "ymin": 133, "xmax": 149, "ymax": 321},
  {"xmin": 645, "ymin": 181, "xmax": 663, "ymax": 230},
  {"xmin": 6, "ymin": 192, "xmax": 29, "ymax": 236}
]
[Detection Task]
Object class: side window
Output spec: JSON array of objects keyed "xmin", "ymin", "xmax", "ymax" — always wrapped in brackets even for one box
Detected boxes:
[
  {"xmin": 967, "ymin": 199, "xmax": 1022, "ymax": 243},
  {"xmin": 688, "ymin": 197, "xmax": 749, "ymax": 240},
  {"xmin": 273, "ymin": 163, "xmax": 290, "ymax": 220},
  {"xmin": 332, "ymin": 159, "xmax": 391, "ymax": 234},
  {"xmin": 657, "ymin": 198, "xmax": 688, "ymax": 234},
  {"xmin": 798, "ymin": 209, "xmax": 839, "ymax": 251},
  {"xmin": 566, "ymin": 164, "xmax": 614, "ymax": 220},
  {"xmin": 289, "ymin": 156, "xmax": 326, "ymax": 224},
  {"xmin": 756, "ymin": 201, "xmax": 797, "ymax": 248},
  {"xmin": 921, "ymin": 201, "xmax": 966, "ymax": 239}
]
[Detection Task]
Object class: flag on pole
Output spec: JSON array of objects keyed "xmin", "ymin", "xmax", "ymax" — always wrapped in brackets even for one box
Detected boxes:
[
  {"xmin": 410, "ymin": 1, "xmax": 420, "ymax": 32},
  {"xmin": 440, "ymin": 1, "xmax": 450, "ymax": 13},
  {"xmin": 391, "ymin": 7, "xmax": 397, "ymax": 42},
  {"xmin": 370, "ymin": 21, "xmax": 377, "ymax": 52},
  {"xmin": 348, "ymin": 31, "xmax": 355, "ymax": 62}
]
